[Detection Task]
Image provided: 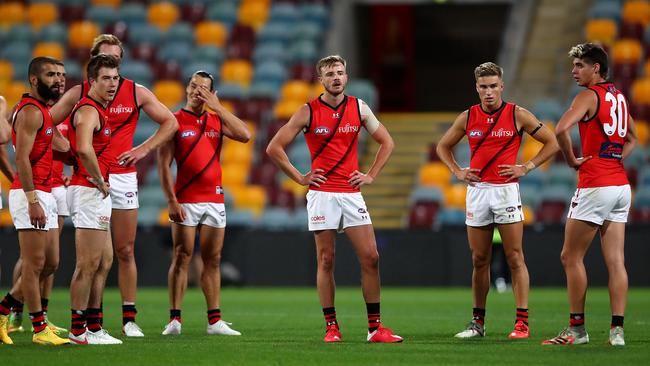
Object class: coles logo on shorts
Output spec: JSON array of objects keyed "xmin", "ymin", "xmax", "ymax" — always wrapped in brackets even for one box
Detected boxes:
[
  {"xmin": 311, "ymin": 215, "xmax": 326, "ymax": 224},
  {"xmin": 45, "ymin": 127, "xmax": 53, "ymax": 135},
  {"xmin": 98, "ymin": 215, "xmax": 110, "ymax": 224},
  {"xmin": 313, "ymin": 126, "xmax": 331, "ymax": 135},
  {"xmin": 181, "ymin": 130, "xmax": 197, "ymax": 138},
  {"xmin": 468, "ymin": 130, "xmax": 483, "ymax": 138},
  {"xmin": 466, "ymin": 211, "xmax": 474, "ymax": 219}
]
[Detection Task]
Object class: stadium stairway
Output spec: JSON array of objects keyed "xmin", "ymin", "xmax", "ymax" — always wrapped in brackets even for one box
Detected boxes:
[{"xmin": 360, "ymin": 113, "xmax": 456, "ymax": 229}]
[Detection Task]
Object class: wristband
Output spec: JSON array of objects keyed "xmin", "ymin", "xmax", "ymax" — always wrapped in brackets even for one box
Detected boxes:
[
  {"xmin": 524, "ymin": 161, "xmax": 536, "ymax": 172},
  {"xmin": 25, "ymin": 190, "xmax": 39, "ymax": 204}
]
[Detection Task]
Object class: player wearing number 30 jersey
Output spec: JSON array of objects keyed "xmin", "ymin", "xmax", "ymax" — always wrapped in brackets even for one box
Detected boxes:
[{"xmin": 543, "ymin": 43, "xmax": 638, "ymax": 347}]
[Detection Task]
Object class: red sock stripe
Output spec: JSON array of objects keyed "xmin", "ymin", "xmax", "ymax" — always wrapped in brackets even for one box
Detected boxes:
[
  {"xmin": 123, "ymin": 311, "xmax": 137, "ymax": 318},
  {"xmin": 570, "ymin": 318, "xmax": 584, "ymax": 326},
  {"xmin": 0, "ymin": 303, "xmax": 10, "ymax": 315},
  {"xmin": 171, "ymin": 316, "xmax": 182, "ymax": 322}
]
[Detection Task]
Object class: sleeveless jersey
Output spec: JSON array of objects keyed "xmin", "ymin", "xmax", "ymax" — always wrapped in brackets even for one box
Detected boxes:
[
  {"xmin": 304, "ymin": 95, "xmax": 362, "ymax": 193},
  {"xmin": 68, "ymin": 96, "xmax": 112, "ymax": 188},
  {"xmin": 173, "ymin": 109, "xmax": 224, "ymax": 204},
  {"xmin": 577, "ymin": 82, "xmax": 629, "ymax": 188},
  {"xmin": 10, "ymin": 94, "xmax": 54, "ymax": 192},
  {"xmin": 466, "ymin": 102, "xmax": 522, "ymax": 184},
  {"xmin": 81, "ymin": 77, "xmax": 139, "ymax": 174},
  {"xmin": 51, "ymin": 117, "xmax": 71, "ymax": 188}
]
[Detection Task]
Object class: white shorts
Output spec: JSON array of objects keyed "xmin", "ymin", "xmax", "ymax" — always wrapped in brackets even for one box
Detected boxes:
[
  {"xmin": 567, "ymin": 185, "xmax": 631, "ymax": 225},
  {"xmin": 174, "ymin": 202, "xmax": 227, "ymax": 228},
  {"xmin": 67, "ymin": 185, "xmax": 112, "ymax": 230},
  {"xmin": 306, "ymin": 190, "xmax": 372, "ymax": 232},
  {"xmin": 109, "ymin": 172, "xmax": 139, "ymax": 209},
  {"xmin": 51, "ymin": 186, "xmax": 70, "ymax": 217},
  {"xmin": 465, "ymin": 182, "xmax": 523, "ymax": 227},
  {"xmin": 8, "ymin": 189, "xmax": 58, "ymax": 231}
]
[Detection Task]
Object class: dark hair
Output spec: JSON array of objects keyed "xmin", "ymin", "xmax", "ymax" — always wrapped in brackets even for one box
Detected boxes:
[
  {"xmin": 191, "ymin": 70, "xmax": 214, "ymax": 91},
  {"xmin": 568, "ymin": 43, "xmax": 609, "ymax": 78},
  {"xmin": 87, "ymin": 54, "xmax": 120, "ymax": 81},
  {"xmin": 28, "ymin": 56, "xmax": 60, "ymax": 79}
]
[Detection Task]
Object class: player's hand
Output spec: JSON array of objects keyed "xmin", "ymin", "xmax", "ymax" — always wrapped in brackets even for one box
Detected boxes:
[
  {"xmin": 168, "ymin": 200, "xmax": 187, "ymax": 223},
  {"xmin": 28, "ymin": 201, "xmax": 47, "ymax": 229},
  {"xmin": 0, "ymin": 95, "xmax": 6, "ymax": 115},
  {"xmin": 197, "ymin": 86, "xmax": 221, "ymax": 111},
  {"xmin": 348, "ymin": 170, "xmax": 373, "ymax": 188},
  {"xmin": 455, "ymin": 168, "xmax": 481, "ymax": 184},
  {"xmin": 300, "ymin": 168, "xmax": 327, "ymax": 187},
  {"xmin": 117, "ymin": 144, "xmax": 151, "ymax": 167},
  {"xmin": 62, "ymin": 175, "xmax": 71, "ymax": 187},
  {"xmin": 497, "ymin": 164, "xmax": 528, "ymax": 182},
  {"xmin": 87, "ymin": 177, "xmax": 110, "ymax": 198},
  {"xmin": 568, "ymin": 155, "xmax": 592, "ymax": 170}
]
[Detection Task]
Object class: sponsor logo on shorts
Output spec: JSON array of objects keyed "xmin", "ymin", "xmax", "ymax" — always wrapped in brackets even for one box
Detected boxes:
[
  {"xmin": 181, "ymin": 130, "xmax": 197, "ymax": 138},
  {"xmin": 98, "ymin": 215, "xmax": 110, "ymax": 225},
  {"xmin": 468, "ymin": 130, "xmax": 483, "ymax": 137},
  {"xmin": 311, "ymin": 215, "xmax": 326, "ymax": 224},
  {"xmin": 358, "ymin": 208, "xmax": 367, "ymax": 214},
  {"xmin": 313, "ymin": 126, "xmax": 331, "ymax": 135},
  {"xmin": 45, "ymin": 127, "xmax": 53, "ymax": 135},
  {"xmin": 466, "ymin": 211, "xmax": 474, "ymax": 219}
]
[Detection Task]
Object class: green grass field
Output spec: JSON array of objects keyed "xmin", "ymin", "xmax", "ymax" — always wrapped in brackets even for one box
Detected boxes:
[{"xmin": 1, "ymin": 287, "xmax": 649, "ymax": 365}]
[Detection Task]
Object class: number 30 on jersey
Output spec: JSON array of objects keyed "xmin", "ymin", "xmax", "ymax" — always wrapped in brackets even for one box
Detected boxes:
[{"xmin": 604, "ymin": 92, "xmax": 628, "ymax": 138}]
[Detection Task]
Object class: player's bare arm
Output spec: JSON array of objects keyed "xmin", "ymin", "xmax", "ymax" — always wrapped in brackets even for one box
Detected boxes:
[
  {"xmin": 51, "ymin": 126, "xmax": 70, "ymax": 152},
  {"xmin": 437, "ymin": 110, "xmax": 480, "ymax": 183},
  {"xmin": 266, "ymin": 104, "xmax": 327, "ymax": 187},
  {"xmin": 349, "ymin": 103, "xmax": 394, "ymax": 188},
  {"xmin": 622, "ymin": 116, "xmax": 637, "ymax": 160},
  {"xmin": 197, "ymin": 86, "xmax": 251, "ymax": 143},
  {"xmin": 118, "ymin": 84, "xmax": 179, "ymax": 167},
  {"xmin": 49, "ymin": 84, "xmax": 81, "ymax": 125},
  {"xmin": 0, "ymin": 96, "xmax": 10, "ymax": 144},
  {"xmin": 556, "ymin": 90, "xmax": 596, "ymax": 168},
  {"xmin": 157, "ymin": 139, "xmax": 185, "ymax": 223},
  {"xmin": 498, "ymin": 106, "xmax": 560, "ymax": 182},
  {"xmin": 14, "ymin": 105, "xmax": 47, "ymax": 228},
  {"xmin": 74, "ymin": 106, "xmax": 109, "ymax": 197}
]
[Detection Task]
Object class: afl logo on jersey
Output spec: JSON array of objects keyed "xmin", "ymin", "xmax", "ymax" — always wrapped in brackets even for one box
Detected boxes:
[
  {"xmin": 180, "ymin": 130, "xmax": 197, "ymax": 138},
  {"xmin": 469, "ymin": 130, "xmax": 483, "ymax": 138},
  {"xmin": 103, "ymin": 128, "xmax": 111, "ymax": 136},
  {"xmin": 313, "ymin": 126, "xmax": 331, "ymax": 135},
  {"xmin": 45, "ymin": 127, "xmax": 53, "ymax": 135}
]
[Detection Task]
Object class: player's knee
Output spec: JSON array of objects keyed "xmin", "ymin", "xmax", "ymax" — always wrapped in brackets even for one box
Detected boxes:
[
  {"xmin": 41, "ymin": 262, "xmax": 59, "ymax": 277},
  {"xmin": 173, "ymin": 247, "xmax": 193, "ymax": 267},
  {"xmin": 505, "ymin": 249, "xmax": 525, "ymax": 269},
  {"xmin": 115, "ymin": 243, "xmax": 135, "ymax": 261},
  {"xmin": 472, "ymin": 252, "xmax": 490, "ymax": 268},
  {"xmin": 360, "ymin": 251, "xmax": 379, "ymax": 271},
  {"xmin": 202, "ymin": 253, "xmax": 221, "ymax": 270},
  {"xmin": 77, "ymin": 256, "xmax": 102, "ymax": 274},
  {"xmin": 560, "ymin": 250, "xmax": 577, "ymax": 268},
  {"xmin": 318, "ymin": 253, "xmax": 335, "ymax": 272}
]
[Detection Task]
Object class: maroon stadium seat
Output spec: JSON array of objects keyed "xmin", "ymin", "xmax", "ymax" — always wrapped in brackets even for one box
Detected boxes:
[
  {"xmin": 290, "ymin": 63, "xmax": 317, "ymax": 83},
  {"xmin": 60, "ymin": 5, "xmax": 85, "ymax": 23},
  {"xmin": 535, "ymin": 201, "xmax": 566, "ymax": 224},
  {"xmin": 181, "ymin": 2, "xmax": 206, "ymax": 24},
  {"xmin": 408, "ymin": 201, "xmax": 440, "ymax": 229},
  {"xmin": 229, "ymin": 24, "xmax": 255, "ymax": 44},
  {"xmin": 250, "ymin": 161, "xmax": 278, "ymax": 187},
  {"xmin": 267, "ymin": 187, "xmax": 297, "ymax": 211},
  {"xmin": 131, "ymin": 44, "xmax": 157, "ymax": 64},
  {"xmin": 103, "ymin": 21, "xmax": 129, "ymax": 44},
  {"xmin": 154, "ymin": 61, "xmax": 182, "ymax": 81}
]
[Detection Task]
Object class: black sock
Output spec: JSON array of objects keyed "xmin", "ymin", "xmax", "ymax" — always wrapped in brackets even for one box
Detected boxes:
[
  {"xmin": 323, "ymin": 307, "xmax": 337, "ymax": 327},
  {"xmin": 366, "ymin": 302, "xmax": 381, "ymax": 332},
  {"xmin": 41, "ymin": 298, "xmax": 49, "ymax": 314},
  {"xmin": 207, "ymin": 309, "xmax": 221, "ymax": 325},
  {"xmin": 122, "ymin": 304, "xmax": 137, "ymax": 325},
  {"xmin": 170, "ymin": 309, "xmax": 181, "ymax": 322},
  {"xmin": 516, "ymin": 308, "xmax": 529, "ymax": 326},
  {"xmin": 611, "ymin": 315, "xmax": 624, "ymax": 328},
  {"xmin": 30, "ymin": 311, "xmax": 47, "ymax": 333},
  {"xmin": 473, "ymin": 307, "xmax": 486, "ymax": 325},
  {"xmin": 71, "ymin": 309, "xmax": 86, "ymax": 336},
  {"xmin": 87, "ymin": 308, "xmax": 102, "ymax": 332}
]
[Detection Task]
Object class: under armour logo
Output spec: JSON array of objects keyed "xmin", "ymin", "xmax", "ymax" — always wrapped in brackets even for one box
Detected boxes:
[
  {"xmin": 197, "ymin": 119, "xmax": 203, "ymax": 124},
  {"xmin": 487, "ymin": 117, "xmax": 494, "ymax": 123},
  {"xmin": 332, "ymin": 112, "xmax": 340, "ymax": 118}
]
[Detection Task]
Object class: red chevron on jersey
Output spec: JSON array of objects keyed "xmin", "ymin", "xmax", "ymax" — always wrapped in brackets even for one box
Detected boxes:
[
  {"xmin": 68, "ymin": 96, "xmax": 112, "ymax": 188},
  {"xmin": 173, "ymin": 109, "xmax": 224, "ymax": 204},
  {"xmin": 11, "ymin": 94, "xmax": 54, "ymax": 192},
  {"xmin": 305, "ymin": 95, "xmax": 362, "ymax": 193},
  {"xmin": 577, "ymin": 82, "xmax": 629, "ymax": 188},
  {"xmin": 82, "ymin": 78, "xmax": 139, "ymax": 174},
  {"xmin": 466, "ymin": 102, "xmax": 522, "ymax": 184},
  {"xmin": 51, "ymin": 117, "xmax": 71, "ymax": 188}
]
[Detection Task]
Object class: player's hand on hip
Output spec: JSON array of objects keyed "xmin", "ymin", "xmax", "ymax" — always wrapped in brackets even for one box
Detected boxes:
[
  {"xmin": 569, "ymin": 155, "xmax": 592, "ymax": 170},
  {"xmin": 348, "ymin": 170, "xmax": 373, "ymax": 188},
  {"xmin": 455, "ymin": 168, "xmax": 481, "ymax": 184},
  {"xmin": 87, "ymin": 177, "xmax": 110, "ymax": 198},
  {"xmin": 498, "ymin": 164, "xmax": 527, "ymax": 182},
  {"xmin": 117, "ymin": 145, "xmax": 151, "ymax": 167},
  {"xmin": 28, "ymin": 201, "xmax": 47, "ymax": 229},
  {"xmin": 62, "ymin": 175, "xmax": 71, "ymax": 187},
  {"xmin": 168, "ymin": 200, "xmax": 186, "ymax": 223},
  {"xmin": 300, "ymin": 168, "xmax": 327, "ymax": 187}
]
